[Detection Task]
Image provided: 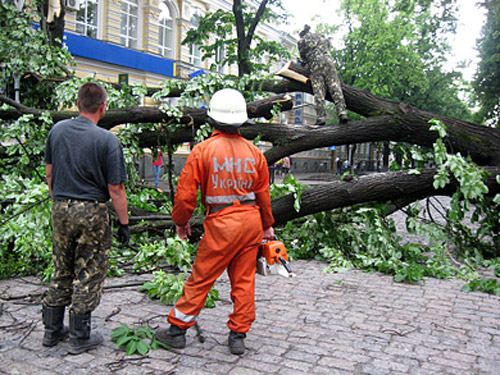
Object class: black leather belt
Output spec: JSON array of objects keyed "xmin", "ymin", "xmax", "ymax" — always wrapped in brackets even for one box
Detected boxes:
[{"xmin": 208, "ymin": 200, "xmax": 256, "ymax": 214}]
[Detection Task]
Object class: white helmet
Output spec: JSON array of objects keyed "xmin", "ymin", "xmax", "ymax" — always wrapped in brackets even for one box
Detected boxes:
[{"xmin": 207, "ymin": 88, "xmax": 248, "ymax": 127}]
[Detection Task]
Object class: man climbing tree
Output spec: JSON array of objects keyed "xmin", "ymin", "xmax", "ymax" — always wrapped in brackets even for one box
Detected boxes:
[{"xmin": 298, "ymin": 24, "xmax": 348, "ymax": 125}]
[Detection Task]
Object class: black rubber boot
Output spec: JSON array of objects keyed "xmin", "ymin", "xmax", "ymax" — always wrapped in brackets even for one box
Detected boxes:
[
  {"xmin": 155, "ymin": 324, "xmax": 187, "ymax": 349},
  {"xmin": 340, "ymin": 113, "xmax": 349, "ymax": 123},
  {"xmin": 228, "ymin": 330, "xmax": 246, "ymax": 355},
  {"xmin": 68, "ymin": 312, "xmax": 103, "ymax": 355},
  {"xmin": 42, "ymin": 305, "xmax": 69, "ymax": 347}
]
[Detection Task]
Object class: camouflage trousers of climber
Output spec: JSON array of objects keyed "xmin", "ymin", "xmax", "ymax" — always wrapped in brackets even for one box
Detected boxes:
[
  {"xmin": 43, "ymin": 200, "xmax": 111, "ymax": 315},
  {"xmin": 310, "ymin": 58, "xmax": 347, "ymax": 123}
]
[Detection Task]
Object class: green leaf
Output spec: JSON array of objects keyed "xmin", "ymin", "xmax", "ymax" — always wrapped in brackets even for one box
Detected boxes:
[
  {"xmin": 115, "ymin": 335, "xmax": 133, "ymax": 348},
  {"xmin": 137, "ymin": 340, "xmax": 150, "ymax": 355},
  {"xmin": 111, "ymin": 325, "xmax": 129, "ymax": 339},
  {"xmin": 126, "ymin": 340, "xmax": 138, "ymax": 355}
]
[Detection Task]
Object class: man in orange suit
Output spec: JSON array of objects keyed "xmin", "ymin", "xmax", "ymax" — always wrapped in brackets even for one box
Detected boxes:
[{"xmin": 155, "ymin": 88, "xmax": 275, "ymax": 355}]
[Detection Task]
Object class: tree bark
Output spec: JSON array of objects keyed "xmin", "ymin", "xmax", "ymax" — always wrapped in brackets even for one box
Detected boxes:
[
  {"xmin": 271, "ymin": 167, "xmax": 500, "ymax": 225},
  {"xmin": 0, "ymin": 93, "xmax": 293, "ymax": 128},
  {"xmin": 124, "ymin": 166, "xmax": 500, "ymax": 232}
]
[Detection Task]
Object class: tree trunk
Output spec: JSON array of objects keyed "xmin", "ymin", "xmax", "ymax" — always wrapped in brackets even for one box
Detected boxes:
[{"xmin": 0, "ymin": 93, "xmax": 292, "ymax": 125}]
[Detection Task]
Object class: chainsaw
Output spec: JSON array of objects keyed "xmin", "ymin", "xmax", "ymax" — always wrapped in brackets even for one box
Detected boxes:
[{"xmin": 257, "ymin": 237, "xmax": 294, "ymax": 278}]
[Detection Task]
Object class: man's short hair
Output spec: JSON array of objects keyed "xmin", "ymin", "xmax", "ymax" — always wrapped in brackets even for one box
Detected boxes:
[{"xmin": 78, "ymin": 82, "xmax": 107, "ymax": 113}]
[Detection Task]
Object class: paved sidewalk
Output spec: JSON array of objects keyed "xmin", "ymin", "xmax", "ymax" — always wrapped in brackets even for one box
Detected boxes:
[{"xmin": 0, "ymin": 260, "xmax": 499, "ymax": 375}]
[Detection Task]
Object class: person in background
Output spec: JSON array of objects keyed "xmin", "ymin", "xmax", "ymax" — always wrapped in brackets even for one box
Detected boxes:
[
  {"xmin": 43, "ymin": 82, "xmax": 130, "ymax": 354},
  {"xmin": 153, "ymin": 148, "xmax": 163, "ymax": 187},
  {"xmin": 275, "ymin": 158, "xmax": 283, "ymax": 177},
  {"xmin": 281, "ymin": 156, "xmax": 291, "ymax": 177},
  {"xmin": 298, "ymin": 24, "xmax": 348, "ymax": 125},
  {"xmin": 268, "ymin": 162, "xmax": 276, "ymax": 184},
  {"xmin": 343, "ymin": 159, "xmax": 350, "ymax": 173},
  {"xmin": 155, "ymin": 88, "xmax": 275, "ymax": 355},
  {"xmin": 336, "ymin": 157, "xmax": 342, "ymax": 175}
]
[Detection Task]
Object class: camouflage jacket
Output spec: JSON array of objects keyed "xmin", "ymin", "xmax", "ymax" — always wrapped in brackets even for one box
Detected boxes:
[{"xmin": 298, "ymin": 32, "xmax": 333, "ymax": 71}]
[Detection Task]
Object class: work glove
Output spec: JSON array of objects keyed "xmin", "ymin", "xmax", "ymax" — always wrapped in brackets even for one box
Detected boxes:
[{"xmin": 117, "ymin": 223, "xmax": 130, "ymax": 246}]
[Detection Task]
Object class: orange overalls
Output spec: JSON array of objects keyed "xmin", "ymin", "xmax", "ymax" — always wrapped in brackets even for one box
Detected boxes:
[{"xmin": 168, "ymin": 130, "xmax": 274, "ymax": 333}]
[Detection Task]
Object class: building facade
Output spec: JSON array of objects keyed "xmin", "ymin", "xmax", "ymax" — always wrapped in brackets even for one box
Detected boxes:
[{"xmin": 62, "ymin": 0, "xmax": 295, "ymax": 85}]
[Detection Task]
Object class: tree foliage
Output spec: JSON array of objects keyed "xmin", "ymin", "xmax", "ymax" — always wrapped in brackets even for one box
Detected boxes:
[
  {"xmin": 0, "ymin": 1, "xmax": 72, "ymax": 108},
  {"xmin": 182, "ymin": 0, "xmax": 291, "ymax": 76},
  {"xmin": 473, "ymin": 0, "xmax": 500, "ymax": 127},
  {"xmin": 331, "ymin": 0, "xmax": 471, "ymax": 120}
]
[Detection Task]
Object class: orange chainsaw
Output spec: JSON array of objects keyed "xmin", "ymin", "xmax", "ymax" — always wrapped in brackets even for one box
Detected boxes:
[{"xmin": 257, "ymin": 237, "xmax": 294, "ymax": 278}]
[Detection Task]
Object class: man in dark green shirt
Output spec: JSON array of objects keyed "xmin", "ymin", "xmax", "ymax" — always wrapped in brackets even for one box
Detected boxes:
[{"xmin": 43, "ymin": 82, "xmax": 129, "ymax": 354}]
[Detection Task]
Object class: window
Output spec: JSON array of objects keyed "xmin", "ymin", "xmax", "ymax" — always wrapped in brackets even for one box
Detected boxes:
[
  {"xmin": 76, "ymin": 0, "xmax": 99, "ymax": 38},
  {"xmin": 121, "ymin": 0, "xmax": 139, "ymax": 49},
  {"xmin": 190, "ymin": 43, "xmax": 202, "ymax": 66},
  {"xmin": 188, "ymin": 14, "xmax": 202, "ymax": 66},
  {"xmin": 215, "ymin": 45, "xmax": 227, "ymax": 73},
  {"xmin": 158, "ymin": 2, "xmax": 174, "ymax": 58}
]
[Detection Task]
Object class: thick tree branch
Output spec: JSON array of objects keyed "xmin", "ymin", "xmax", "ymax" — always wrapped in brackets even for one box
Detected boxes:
[
  {"xmin": 122, "ymin": 166, "xmax": 499, "ymax": 233},
  {"xmin": 246, "ymin": 0, "xmax": 269, "ymax": 49},
  {"xmin": 0, "ymin": 93, "xmax": 292, "ymax": 128},
  {"xmin": 233, "ymin": 0, "xmax": 248, "ymax": 76},
  {"xmin": 271, "ymin": 167, "xmax": 500, "ymax": 225}
]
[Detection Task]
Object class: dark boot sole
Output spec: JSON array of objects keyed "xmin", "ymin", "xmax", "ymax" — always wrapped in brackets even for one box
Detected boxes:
[
  {"xmin": 43, "ymin": 327, "xmax": 69, "ymax": 347},
  {"xmin": 228, "ymin": 338, "xmax": 245, "ymax": 354},
  {"xmin": 155, "ymin": 328, "xmax": 186, "ymax": 349},
  {"xmin": 68, "ymin": 334, "xmax": 103, "ymax": 355}
]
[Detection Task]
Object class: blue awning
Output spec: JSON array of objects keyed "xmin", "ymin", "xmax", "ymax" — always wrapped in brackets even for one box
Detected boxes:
[{"xmin": 63, "ymin": 31, "xmax": 176, "ymax": 78}]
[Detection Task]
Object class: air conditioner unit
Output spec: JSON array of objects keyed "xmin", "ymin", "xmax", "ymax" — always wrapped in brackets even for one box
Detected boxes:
[{"xmin": 65, "ymin": 0, "xmax": 80, "ymax": 11}]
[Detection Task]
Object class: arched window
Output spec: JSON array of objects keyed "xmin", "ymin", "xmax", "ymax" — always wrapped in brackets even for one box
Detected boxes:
[
  {"xmin": 76, "ymin": 0, "xmax": 99, "ymax": 39},
  {"xmin": 158, "ymin": 2, "xmax": 174, "ymax": 58},
  {"xmin": 120, "ymin": 0, "xmax": 139, "ymax": 49}
]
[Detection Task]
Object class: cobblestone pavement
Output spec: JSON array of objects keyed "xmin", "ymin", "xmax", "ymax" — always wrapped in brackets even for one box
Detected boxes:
[{"xmin": 1, "ymin": 259, "xmax": 499, "ymax": 375}]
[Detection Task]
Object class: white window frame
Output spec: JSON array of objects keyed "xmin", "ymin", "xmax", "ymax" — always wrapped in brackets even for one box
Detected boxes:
[
  {"xmin": 120, "ymin": 0, "xmax": 139, "ymax": 49},
  {"xmin": 158, "ymin": 1, "xmax": 175, "ymax": 59},
  {"xmin": 75, "ymin": 0, "xmax": 100, "ymax": 39},
  {"xmin": 188, "ymin": 13, "xmax": 202, "ymax": 67}
]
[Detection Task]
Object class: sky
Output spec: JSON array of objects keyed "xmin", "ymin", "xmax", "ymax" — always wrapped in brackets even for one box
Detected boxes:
[{"xmin": 280, "ymin": 0, "xmax": 486, "ymax": 81}]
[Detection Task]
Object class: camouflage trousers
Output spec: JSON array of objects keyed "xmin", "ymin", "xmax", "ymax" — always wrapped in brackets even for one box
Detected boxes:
[
  {"xmin": 310, "ymin": 59, "xmax": 347, "ymax": 122},
  {"xmin": 43, "ymin": 200, "xmax": 111, "ymax": 315}
]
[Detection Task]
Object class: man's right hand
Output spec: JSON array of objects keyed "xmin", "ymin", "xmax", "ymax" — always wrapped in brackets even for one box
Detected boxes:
[
  {"xmin": 176, "ymin": 223, "xmax": 191, "ymax": 240},
  {"xmin": 117, "ymin": 223, "xmax": 130, "ymax": 246},
  {"xmin": 263, "ymin": 227, "xmax": 275, "ymax": 240}
]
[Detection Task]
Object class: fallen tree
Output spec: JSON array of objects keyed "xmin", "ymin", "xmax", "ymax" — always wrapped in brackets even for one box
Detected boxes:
[{"xmin": 1, "ymin": 68, "xmax": 500, "ymax": 229}]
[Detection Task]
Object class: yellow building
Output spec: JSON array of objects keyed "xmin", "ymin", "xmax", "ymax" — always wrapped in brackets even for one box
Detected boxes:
[{"xmin": 62, "ymin": 0, "xmax": 295, "ymax": 86}]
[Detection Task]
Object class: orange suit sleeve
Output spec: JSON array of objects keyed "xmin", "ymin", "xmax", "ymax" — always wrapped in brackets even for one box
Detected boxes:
[
  {"xmin": 253, "ymin": 152, "xmax": 274, "ymax": 229},
  {"xmin": 172, "ymin": 147, "xmax": 202, "ymax": 226}
]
